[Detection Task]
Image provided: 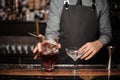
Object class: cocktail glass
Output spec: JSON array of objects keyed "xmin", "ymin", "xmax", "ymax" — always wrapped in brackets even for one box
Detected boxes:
[
  {"xmin": 40, "ymin": 42, "xmax": 59, "ymax": 72},
  {"xmin": 65, "ymin": 47, "xmax": 83, "ymax": 74}
]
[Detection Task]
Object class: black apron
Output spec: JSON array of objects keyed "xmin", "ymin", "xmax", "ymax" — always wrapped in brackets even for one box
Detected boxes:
[{"xmin": 57, "ymin": 0, "xmax": 108, "ymax": 64}]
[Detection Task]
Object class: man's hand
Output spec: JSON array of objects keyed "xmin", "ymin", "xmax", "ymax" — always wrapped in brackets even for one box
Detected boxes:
[
  {"xmin": 33, "ymin": 34, "xmax": 61, "ymax": 59},
  {"xmin": 78, "ymin": 40, "xmax": 103, "ymax": 60},
  {"xmin": 33, "ymin": 34, "xmax": 45, "ymax": 59}
]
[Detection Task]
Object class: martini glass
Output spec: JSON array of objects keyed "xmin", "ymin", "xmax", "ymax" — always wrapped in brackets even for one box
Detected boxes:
[{"xmin": 65, "ymin": 47, "xmax": 83, "ymax": 74}]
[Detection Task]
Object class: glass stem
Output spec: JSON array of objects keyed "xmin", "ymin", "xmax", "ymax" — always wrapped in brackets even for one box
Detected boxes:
[{"xmin": 74, "ymin": 61, "xmax": 77, "ymax": 74}]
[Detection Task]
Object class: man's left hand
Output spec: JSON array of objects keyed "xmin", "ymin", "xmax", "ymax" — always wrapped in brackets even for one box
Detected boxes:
[{"xmin": 78, "ymin": 40, "xmax": 103, "ymax": 60}]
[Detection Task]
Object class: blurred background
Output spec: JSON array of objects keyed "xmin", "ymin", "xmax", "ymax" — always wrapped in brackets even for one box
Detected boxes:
[{"xmin": 0, "ymin": 0, "xmax": 120, "ymax": 64}]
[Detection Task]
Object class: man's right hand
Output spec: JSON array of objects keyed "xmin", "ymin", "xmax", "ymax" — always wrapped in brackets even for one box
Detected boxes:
[
  {"xmin": 33, "ymin": 34, "xmax": 45, "ymax": 59},
  {"xmin": 33, "ymin": 34, "xmax": 61, "ymax": 59}
]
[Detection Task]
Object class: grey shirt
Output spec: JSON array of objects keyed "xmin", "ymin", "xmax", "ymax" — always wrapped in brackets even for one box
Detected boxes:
[{"xmin": 45, "ymin": 0, "xmax": 112, "ymax": 45}]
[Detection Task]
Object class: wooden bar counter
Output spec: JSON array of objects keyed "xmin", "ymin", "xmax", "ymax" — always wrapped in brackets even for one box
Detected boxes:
[
  {"xmin": 0, "ymin": 64, "xmax": 120, "ymax": 79},
  {"xmin": 0, "ymin": 69, "xmax": 120, "ymax": 76}
]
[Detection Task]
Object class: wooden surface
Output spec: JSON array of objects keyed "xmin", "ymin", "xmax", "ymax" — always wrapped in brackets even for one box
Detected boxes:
[{"xmin": 0, "ymin": 69, "xmax": 120, "ymax": 76}]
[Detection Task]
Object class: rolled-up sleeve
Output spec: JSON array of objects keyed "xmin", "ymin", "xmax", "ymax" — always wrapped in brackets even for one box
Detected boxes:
[
  {"xmin": 98, "ymin": 0, "xmax": 112, "ymax": 45},
  {"xmin": 45, "ymin": 0, "xmax": 61, "ymax": 41}
]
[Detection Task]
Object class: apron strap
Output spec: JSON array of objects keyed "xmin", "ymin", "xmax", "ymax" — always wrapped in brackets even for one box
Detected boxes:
[
  {"xmin": 76, "ymin": 0, "xmax": 82, "ymax": 5},
  {"xmin": 92, "ymin": 0, "xmax": 96, "ymax": 11}
]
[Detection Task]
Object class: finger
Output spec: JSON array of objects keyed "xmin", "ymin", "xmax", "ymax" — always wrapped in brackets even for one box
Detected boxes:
[
  {"xmin": 79, "ymin": 45, "xmax": 87, "ymax": 51},
  {"xmin": 38, "ymin": 34, "xmax": 45, "ymax": 41},
  {"xmin": 38, "ymin": 34, "xmax": 45, "ymax": 38},
  {"xmin": 34, "ymin": 52, "xmax": 40, "ymax": 60},
  {"xmin": 79, "ymin": 43, "xmax": 89, "ymax": 53},
  {"xmin": 85, "ymin": 51, "xmax": 96, "ymax": 60},
  {"xmin": 79, "ymin": 46, "xmax": 90, "ymax": 57},
  {"xmin": 37, "ymin": 43, "xmax": 42, "ymax": 52},
  {"xmin": 81, "ymin": 48, "xmax": 93, "ymax": 59},
  {"xmin": 56, "ymin": 43, "xmax": 61, "ymax": 49},
  {"xmin": 33, "ymin": 46, "xmax": 38, "ymax": 53},
  {"xmin": 83, "ymin": 46, "xmax": 91, "ymax": 53}
]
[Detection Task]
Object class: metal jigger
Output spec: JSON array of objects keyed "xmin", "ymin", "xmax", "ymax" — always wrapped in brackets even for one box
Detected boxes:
[{"xmin": 107, "ymin": 46, "xmax": 114, "ymax": 80}]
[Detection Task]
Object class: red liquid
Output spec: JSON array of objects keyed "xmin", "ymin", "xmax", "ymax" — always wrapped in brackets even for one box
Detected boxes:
[
  {"xmin": 40, "ymin": 52, "xmax": 59, "ymax": 71},
  {"xmin": 40, "ymin": 42, "xmax": 59, "ymax": 71}
]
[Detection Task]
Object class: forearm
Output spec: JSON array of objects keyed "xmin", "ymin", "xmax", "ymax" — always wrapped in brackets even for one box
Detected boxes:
[
  {"xmin": 45, "ymin": 0, "xmax": 61, "ymax": 42},
  {"xmin": 98, "ymin": 0, "xmax": 112, "ymax": 46}
]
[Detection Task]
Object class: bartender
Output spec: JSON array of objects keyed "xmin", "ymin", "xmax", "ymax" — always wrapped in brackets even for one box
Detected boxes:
[{"xmin": 33, "ymin": 0, "xmax": 112, "ymax": 64}]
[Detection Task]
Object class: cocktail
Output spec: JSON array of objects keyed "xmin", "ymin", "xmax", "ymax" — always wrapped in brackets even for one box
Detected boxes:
[
  {"xmin": 65, "ymin": 47, "xmax": 83, "ymax": 73},
  {"xmin": 28, "ymin": 32, "xmax": 59, "ymax": 72},
  {"xmin": 39, "ymin": 41, "xmax": 59, "ymax": 72}
]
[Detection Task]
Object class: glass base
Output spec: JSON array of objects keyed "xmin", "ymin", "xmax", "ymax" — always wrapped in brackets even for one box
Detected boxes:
[
  {"xmin": 73, "ymin": 69, "xmax": 77, "ymax": 74},
  {"xmin": 44, "ymin": 65, "xmax": 54, "ymax": 72}
]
